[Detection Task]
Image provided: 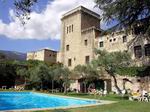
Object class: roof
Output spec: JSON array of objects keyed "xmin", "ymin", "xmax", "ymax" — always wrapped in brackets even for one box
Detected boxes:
[
  {"xmin": 81, "ymin": 26, "xmax": 103, "ymax": 33},
  {"xmin": 39, "ymin": 48, "xmax": 58, "ymax": 52},
  {"xmin": 62, "ymin": 6, "xmax": 100, "ymax": 20},
  {"xmin": 27, "ymin": 48, "xmax": 58, "ymax": 53}
]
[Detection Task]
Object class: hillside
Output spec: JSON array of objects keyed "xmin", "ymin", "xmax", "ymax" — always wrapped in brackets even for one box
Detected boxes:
[{"xmin": 0, "ymin": 50, "xmax": 26, "ymax": 61}]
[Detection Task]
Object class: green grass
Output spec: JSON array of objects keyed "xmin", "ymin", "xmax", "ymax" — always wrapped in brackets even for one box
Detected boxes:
[{"xmin": 35, "ymin": 92, "xmax": 150, "ymax": 112}]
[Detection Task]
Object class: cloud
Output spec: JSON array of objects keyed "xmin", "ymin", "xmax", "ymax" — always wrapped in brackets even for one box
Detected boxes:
[{"xmin": 0, "ymin": 0, "xmax": 101, "ymax": 40}]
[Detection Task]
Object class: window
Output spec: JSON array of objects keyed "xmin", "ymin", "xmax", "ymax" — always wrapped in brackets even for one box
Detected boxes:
[
  {"xmin": 68, "ymin": 59, "xmax": 72, "ymax": 66},
  {"xmin": 72, "ymin": 24, "xmax": 73, "ymax": 32},
  {"xmin": 125, "ymin": 50, "xmax": 128, "ymax": 53},
  {"xmin": 113, "ymin": 38, "xmax": 116, "ymax": 41},
  {"xmin": 99, "ymin": 41, "xmax": 104, "ymax": 47},
  {"xmin": 111, "ymin": 33, "xmax": 114, "ymax": 36},
  {"xmin": 123, "ymin": 36, "xmax": 127, "ymax": 43},
  {"xmin": 67, "ymin": 25, "xmax": 73, "ymax": 34},
  {"xmin": 66, "ymin": 45, "xmax": 69, "ymax": 51},
  {"xmin": 49, "ymin": 54, "xmax": 51, "ymax": 57},
  {"xmin": 134, "ymin": 45, "xmax": 142, "ymax": 58},
  {"xmin": 137, "ymin": 79, "xmax": 141, "ymax": 82},
  {"xmin": 69, "ymin": 26, "xmax": 71, "ymax": 33},
  {"xmin": 85, "ymin": 56, "xmax": 90, "ymax": 64},
  {"xmin": 84, "ymin": 40, "xmax": 88, "ymax": 46},
  {"xmin": 67, "ymin": 27, "xmax": 68, "ymax": 34},
  {"xmin": 144, "ymin": 44, "xmax": 150, "ymax": 56},
  {"xmin": 110, "ymin": 39, "xmax": 112, "ymax": 42}
]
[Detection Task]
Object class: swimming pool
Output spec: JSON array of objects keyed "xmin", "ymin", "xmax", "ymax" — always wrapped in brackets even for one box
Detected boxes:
[{"xmin": 0, "ymin": 92, "xmax": 103, "ymax": 111}]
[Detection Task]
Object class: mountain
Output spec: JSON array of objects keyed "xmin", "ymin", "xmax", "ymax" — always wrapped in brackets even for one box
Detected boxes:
[{"xmin": 0, "ymin": 50, "xmax": 26, "ymax": 61}]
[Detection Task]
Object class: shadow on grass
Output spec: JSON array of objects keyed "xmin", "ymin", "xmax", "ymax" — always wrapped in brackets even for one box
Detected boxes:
[
  {"xmin": 113, "ymin": 96, "xmax": 127, "ymax": 100},
  {"xmin": 35, "ymin": 109, "xmax": 70, "ymax": 112},
  {"xmin": 52, "ymin": 109, "xmax": 70, "ymax": 112},
  {"xmin": 68, "ymin": 93, "xmax": 89, "ymax": 96}
]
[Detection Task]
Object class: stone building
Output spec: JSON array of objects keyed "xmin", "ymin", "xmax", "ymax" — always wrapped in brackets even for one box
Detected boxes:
[
  {"xmin": 98, "ymin": 30, "xmax": 150, "ymax": 66},
  {"xmin": 27, "ymin": 48, "xmax": 57, "ymax": 63},
  {"xmin": 58, "ymin": 6, "xmax": 101, "ymax": 69},
  {"xmin": 98, "ymin": 31, "xmax": 150, "ymax": 92},
  {"xmin": 58, "ymin": 6, "xmax": 150, "ymax": 92},
  {"xmin": 58, "ymin": 6, "xmax": 111, "ymax": 92}
]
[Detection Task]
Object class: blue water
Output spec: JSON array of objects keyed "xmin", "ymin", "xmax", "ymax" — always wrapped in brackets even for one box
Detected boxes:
[{"xmin": 0, "ymin": 92, "xmax": 97, "ymax": 111}]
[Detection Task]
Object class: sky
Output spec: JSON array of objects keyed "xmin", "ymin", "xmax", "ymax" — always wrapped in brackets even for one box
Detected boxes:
[{"xmin": 0, "ymin": 0, "xmax": 112, "ymax": 53}]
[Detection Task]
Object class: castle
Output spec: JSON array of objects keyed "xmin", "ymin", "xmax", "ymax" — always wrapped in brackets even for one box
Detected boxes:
[
  {"xmin": 27, "ymin": 6, "xmax": 150, "ymax": 92},
  {"xmin": 57, "ymin": 6, "xmax": 150, "ymax": 92}
]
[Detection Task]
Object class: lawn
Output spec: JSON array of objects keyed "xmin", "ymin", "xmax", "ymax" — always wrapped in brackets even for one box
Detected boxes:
[{"xmin": 35, "ymin": 92, "xmax": 150, "ymax": 112}]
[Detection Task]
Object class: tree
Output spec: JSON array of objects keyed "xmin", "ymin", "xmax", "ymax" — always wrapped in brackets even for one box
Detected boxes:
[
  {"xmin": 14, "ymin": 0, "xmax": 38, "ymax": 25},
  {"xmin": 0, "ymin": 53, "xmax": 6, "ymax": 60},
  {"xmin": 60, "ymin": 67, "xmax": 71, "ymax": 94},
  {"xmin": 16, "ymin": 67, "xmax": 29, "ymax": 86},
  {"xmin": 74, "ymin": 65, "xmax": 99, "ymax": 93},
  {"xmin": 47, "ymin": 64, "xmax": 71, "ymax": 94},
  {"xmin": 95, "ymin": 0, "xmax": 150, "ymax": 36},
  {"xmin": 48, "ymin": 64, "xmax": 62, "ymax": 93},
  {"xmin": 0, "ymin": 61, "xmax": 17, "ymax": 88},
  {"xmin": 29, "ymin": 63, "xmax": 50, "ymax": 90},
  {"xmin": 74, "ymin": 65, "xmax": 89, "ymax": 93},
  {"xmin": 92, "ymin": 50, "xmax": 131, "ymax": 93},
  {"xmin": 1, "ymin": 0, "xmax": 38, "ymax": 25}
]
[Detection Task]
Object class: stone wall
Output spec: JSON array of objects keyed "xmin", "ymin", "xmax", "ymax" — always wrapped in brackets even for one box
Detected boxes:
[
  {"xmin": 81, "ymin": 11, "xmax": 100, "ymax": 30},
  {"xmin": 98, "ymin": 31, "xmax": 150, "ymax": 66},
  {"xmin": 44, "ymin": 50, "xmax": 57, "ymax": 63},
  {"xmin": 111, "ymin": 75, "xmax": 150, "ymax": 92},
  {"xmin": 27, "ymin": 50, "xmax": 44, "ymax": 61}
]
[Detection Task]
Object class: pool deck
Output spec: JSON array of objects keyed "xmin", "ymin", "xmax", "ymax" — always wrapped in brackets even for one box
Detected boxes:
[{"xmin": 0, "ymin": 92, "xmax": 117, "ymax": 112}]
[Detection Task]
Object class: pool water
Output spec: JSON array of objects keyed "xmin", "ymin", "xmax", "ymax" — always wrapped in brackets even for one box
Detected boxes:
[{"xmin": 0, "ymin": 92, "xmax": 98, "ymax": 111}]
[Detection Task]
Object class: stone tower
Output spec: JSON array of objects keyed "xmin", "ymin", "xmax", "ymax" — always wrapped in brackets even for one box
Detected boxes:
[{"xmin": 59, "ymin": 6, "xmax": 101, "ymax": 69}]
